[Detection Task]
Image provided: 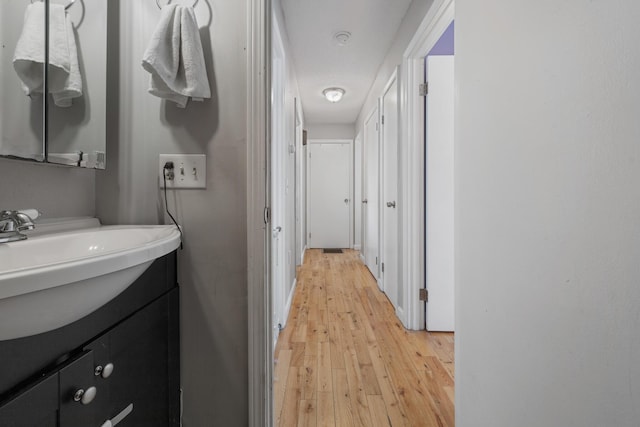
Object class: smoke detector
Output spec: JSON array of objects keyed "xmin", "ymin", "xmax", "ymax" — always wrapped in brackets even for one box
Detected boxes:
[{"xmin": 333, "ymin": 31, "xmax": 352, "ymax": 46}]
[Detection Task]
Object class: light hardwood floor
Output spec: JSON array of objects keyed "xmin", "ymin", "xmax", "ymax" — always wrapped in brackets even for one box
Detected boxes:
[{"xmin": 273, "ymin": 249, "xmax": 454, "ymax": 427}]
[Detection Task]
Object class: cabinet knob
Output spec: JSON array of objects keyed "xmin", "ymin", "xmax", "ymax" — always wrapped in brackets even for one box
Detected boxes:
[
  {"xmin": 74, "ymin": 386, "xmax": 97, "ymax": 405},
  {"xmin": 102, "ymin": 363, "xmax": 114, "ymax": 379},
  {"xmin": 95, "ymin": 363, "xmax": 114, "ymax": 378}
]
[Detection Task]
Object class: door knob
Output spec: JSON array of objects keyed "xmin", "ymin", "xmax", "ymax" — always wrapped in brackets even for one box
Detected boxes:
[
  {"xmin": 273, "ymin": 226, "xmax": 282, "ymax": 233},
  {"xmin": 386, "ymin": 201, "xmax": 396, "ymax": 208},
  {"xmin": 344, "ymin": 199, "xmax": 350, "ymax": 204},
  {"xmin": 362, "ymin": 199, "xmax": 368, "ymax": 204}
]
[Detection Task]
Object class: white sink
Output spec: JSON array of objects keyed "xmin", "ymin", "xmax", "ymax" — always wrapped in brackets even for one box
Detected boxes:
[{"xmin": 0, "ymin": 221, "xmax": 181, "ymax": 341}]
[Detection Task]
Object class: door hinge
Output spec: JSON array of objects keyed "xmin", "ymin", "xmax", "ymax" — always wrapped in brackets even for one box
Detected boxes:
[
  {"xmin": 263, "ymin": 207, "xmax": 270, "ymax": 225},
  {"xmin": 381, "ymin": 262, "xmax": 385, "ymax": 273},
  {"xmin": 309, "ymin": 232, "xmax": 312, "ymax": 239},
  {"xmin": 381, "ymin": 115, "xmax": 385, "ymax": 125},
  {"xmin": 419, "ymin": 82, "xmax": 429, "ymax": 96},
  {"xmin": 419, "ymin": 288, "xmax": 428, "ymax": 302},
  {"xmin": 375, "ymin": 256, "xmax": 378, "ymax": 265}
]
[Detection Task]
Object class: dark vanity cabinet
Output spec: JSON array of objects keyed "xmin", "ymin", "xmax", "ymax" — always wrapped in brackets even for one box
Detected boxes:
[{"xmin": 0, "ymin": 253, "xmax": 180, "ymax": 427}]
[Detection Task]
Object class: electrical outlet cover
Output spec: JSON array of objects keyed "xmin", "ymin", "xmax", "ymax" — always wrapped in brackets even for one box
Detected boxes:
[{"xmin": 159, "ymin": 154, "xmax": 206, "ymax": 189}]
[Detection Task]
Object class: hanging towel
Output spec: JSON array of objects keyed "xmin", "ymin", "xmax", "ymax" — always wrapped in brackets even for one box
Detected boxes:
[
  {"xmin": 52, "ymin": 13, "xmax": 82, "ymax": 107},
  {"xmin": 13, "ymin": 2, "xmax": 82, "ymax": 107},
  {"xmin": 142, "ymin": 4, "xmax": 211, "ymax": 108}
]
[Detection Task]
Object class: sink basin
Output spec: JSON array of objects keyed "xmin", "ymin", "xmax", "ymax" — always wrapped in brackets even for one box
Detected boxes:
[{"xmin": 0, "ymin": 222, "xmax": 181, "ymax": 341}]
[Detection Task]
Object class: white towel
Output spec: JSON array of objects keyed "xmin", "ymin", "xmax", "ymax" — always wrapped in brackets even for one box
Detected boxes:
[
  {"xmin": 13, "ymin": 3, "xmax": 82, "ymax": 107},
  {"xmin": 142, "ymin": 4, "xmax": 211, "ymax": 108}
]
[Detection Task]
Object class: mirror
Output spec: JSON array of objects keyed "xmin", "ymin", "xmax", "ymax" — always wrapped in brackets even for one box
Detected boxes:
[
  {"xmin": 0, "ymin": 0, "xmax": 107, "ymax": 169},
  {"xmin": 0, "ymin": 0, "xmax": 45, "ymax": 162}
]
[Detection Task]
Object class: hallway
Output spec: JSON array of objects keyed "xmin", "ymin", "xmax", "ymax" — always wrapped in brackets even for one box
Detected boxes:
[{"xmin": 273, "ymin": 249, "xmax": 454, "ymax": 426}]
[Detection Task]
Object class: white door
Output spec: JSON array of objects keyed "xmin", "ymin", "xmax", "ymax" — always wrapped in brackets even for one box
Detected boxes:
[
  {"xmin": 425, "ymin": 55, "xmax": 455, "ymax": 331},
  {"xmin": 382, "ymin": 74, "xmax": 400, "ymax": 310},
  {"xmin": 271, "ymin": 21, "xmax": 287, "ymax": 340},
  {"xmin": 307, "ymin": 141, "xmax": 351, "ymax": 248},
  {"xmin": 364, "ymin": 108, "xmax": 380, "ymax": 281}
]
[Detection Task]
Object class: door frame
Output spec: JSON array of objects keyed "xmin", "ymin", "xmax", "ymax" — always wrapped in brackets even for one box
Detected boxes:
[
  {"xmin": 306, "ymin": 139, "xmax": 354, "ymax": 249},
  {"xmin": 353, "ymin": 131, "xmax": 363, "ymax": 251},
  {"xmin": 401, "ymin": 0, "xmax": 455, "ymax": 330},
  {"xmin": 294, "ymin": 98, "xmax": 305, "ymax": 265},
  {"xmin": 247, "ymin": 0, "xmax": 271, "ymax": 426},
  {"xmin": 247, "ymin": 0, "xmax": 459, "ymax": 425}
]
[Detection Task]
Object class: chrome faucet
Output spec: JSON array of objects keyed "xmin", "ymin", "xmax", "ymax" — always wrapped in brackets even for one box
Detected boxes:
[{"xmin": 0, "ymin": 209, "xmax": 40, "ymax": 243}]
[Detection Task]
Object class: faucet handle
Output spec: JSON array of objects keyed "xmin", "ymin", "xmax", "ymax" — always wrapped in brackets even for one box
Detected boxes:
[{"xmin": 18, "ymin": 209, "xmax": 40, "ymax": 221}]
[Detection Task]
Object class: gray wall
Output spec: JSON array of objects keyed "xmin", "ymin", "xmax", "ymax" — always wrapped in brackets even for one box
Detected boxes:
[
  {"xmin": 96, "ymin": 1, "xmax": 248, "ymax": 425},
  {"xmin": 457, "ymin": 1, "xmax": 640, "ymax": 426},
  {"xmin": 0, "ymin": 158, "xmax": 94, "ymax": 217}
]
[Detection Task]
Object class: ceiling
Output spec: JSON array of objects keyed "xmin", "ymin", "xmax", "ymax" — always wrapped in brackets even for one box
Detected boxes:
[{"xmin": 279, "ymin": 0, "xmax": 413, "ymax": 125}]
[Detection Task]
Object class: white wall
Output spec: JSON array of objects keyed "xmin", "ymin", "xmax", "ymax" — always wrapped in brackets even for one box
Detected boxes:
[
  {"xmin": 456, "ymin": 2, "xmax": 640, "ymax": 426},
  {"xmin": 96, "ymin": 1, "xmax": 248, "ymax": 425},
  {"xmin": 306, "ymin": 123, "xmax": 355, "ymax": 140},
  {"xmin": 355, "ymin": 0, "xmax": 434, "ymax": 132}
]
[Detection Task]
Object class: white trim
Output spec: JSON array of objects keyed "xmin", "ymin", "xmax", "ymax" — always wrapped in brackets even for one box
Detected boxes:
[
  {"xmin": 247, "ymin": 0, "xmax": 271, "ymax": 426},
  {"xmin": 401, "ymin": 0, "xmax": 455, "ymax": 331},
  {"xmin": 353, "ymin": 131, "xmax": 363, "ymax": 250},
  {"xmin": 306, "ymin": 139, "xmax": 354, "ymax": 250},
  {"xmin": 301, "ymin": 246, "xmax": 308, "ymax": 265},
  {"xmin": 283, "ymin": 277, "xmax": 297, "ymax": 327},
  {"xmin": 359, "ymin": 252, "xmax": 366, "ymax": 263}
]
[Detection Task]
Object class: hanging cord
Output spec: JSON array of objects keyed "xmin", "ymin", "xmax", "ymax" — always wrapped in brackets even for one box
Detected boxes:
[{"xmin": 163, "ymin": 162, "xmax": 183, "ymax": 250}]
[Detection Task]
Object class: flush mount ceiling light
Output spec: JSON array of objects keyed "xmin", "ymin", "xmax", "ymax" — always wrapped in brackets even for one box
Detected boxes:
[
  {"xmin": 323, "ymin": 87, "xmax": 345, "ymax": 103},
  {"xmin": 333, "ymin": 31, "xmax": 352, "ymax": 46}
]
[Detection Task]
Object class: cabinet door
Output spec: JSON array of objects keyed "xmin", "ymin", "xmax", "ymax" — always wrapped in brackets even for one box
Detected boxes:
[
  {"xmin": 59, "ymin": 351, "xmax": 98, "ymax": 427},
  {"xmin": 0, "ymin": 374, "xmax": 58, "ymax": 427},
  {"xmin": 94, "ymin": 290, "xmax": 179, "ymax": 426}
]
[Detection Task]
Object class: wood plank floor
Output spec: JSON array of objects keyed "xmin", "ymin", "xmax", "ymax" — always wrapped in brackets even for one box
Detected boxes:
[{"xmin": 274, "ymin": 249, "xmax": 455, "ymax": 427}]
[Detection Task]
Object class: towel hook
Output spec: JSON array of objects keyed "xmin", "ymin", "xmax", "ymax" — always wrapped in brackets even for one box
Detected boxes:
[
  {"xmin": 156, "ymin": 0, "xmax": 199, "ymax": 9},
  {"xmin": 31, "ymin": 0, "xmax": 76, "ymax": 10}
]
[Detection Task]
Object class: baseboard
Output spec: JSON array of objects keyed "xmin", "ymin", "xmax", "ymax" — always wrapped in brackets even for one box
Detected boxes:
[
  {"xmin": 359, "ymin": 253, "xmax": 365, "ymax": 263},
  {"xmin": 301, "ymin": 246, "xmax": 308, "ymax": 264},
  {"xmin": 396, "ymin": 306, "xmax": 407, "ymax": 329},
  {"xmin": 284, "ymin": 278, "xmax": 297, "ymax": 325},
  {"xmin": 354, "ymin": 244, "xmax": 361, "ymax": 251}
]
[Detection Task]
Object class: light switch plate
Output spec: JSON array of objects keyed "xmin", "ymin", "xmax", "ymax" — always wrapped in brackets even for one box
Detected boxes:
[{"xmin": 159, "ymin": 154, "xmax": 206, "ymax": 189}]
